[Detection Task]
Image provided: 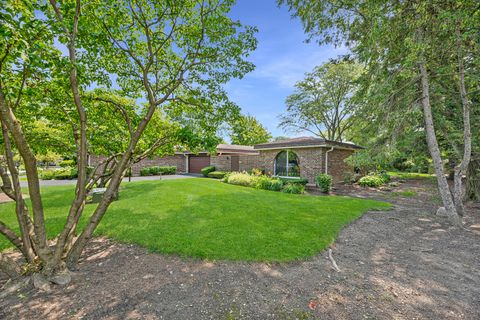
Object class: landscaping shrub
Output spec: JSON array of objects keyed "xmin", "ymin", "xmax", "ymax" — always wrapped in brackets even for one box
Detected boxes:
[
  {"xmin": 343, "ymin": 172, "xmax": 362, "ymax": 184},
  {"xmin": 255, "ymin": 175, "xmax": 283, "ymax": 191},
  {"xmin": 207, "ymin": 171, "xmax": 227, "ymax": 179},
  {"xmin": 158, "ymin": 166, "xmax": 176, "ymax": 175},
  {"xmin": 59, "ymin": 159, "xmax": 76, "ymax": 167},
  {"xmin": 282, "ymin": 183, "xmax": 305, "ymax": 194},
  {"xmin": 226, "ymin": 172, "xmax": 257, "ymax": 187},
  {"xmin": 40, "ymin": 167, "xmax": 78, "ymax": 180},
  {"xmin": 358, "ymin": 175, "xmax": 385, "ymax": 187},
  {"xmin": 278, "ymin": 177, "xmax": 308, "ymax": 186},
  {"xmin": 201, "ymin": 165, "xmax": 215, "ymax": 177},
  {"xmin": 249, "ymin": 168, "xmax": 265, "ymax": 176},
  {"xmin": 139, "ymin": 167, "xmax": 151, "ymax": 176},
  {"xmin": 316, "ymin": 173, "xmax": 332, "ymax": 193},
  {"xmin": 140, "ymin": 166, "xmax": 176, "ymax": 176},
  {"xmin": 221, "ymin": 172, "xmax": 231, "ymax": 183},
  {"xmin": 378, "ymin": 171, "xmax": 391, "ymax": 183}
]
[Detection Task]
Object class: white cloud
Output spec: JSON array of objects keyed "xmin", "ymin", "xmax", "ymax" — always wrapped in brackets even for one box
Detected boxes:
[{"xmin": 251, "ymin": 45, "xmax": 349, "ymax": 89}]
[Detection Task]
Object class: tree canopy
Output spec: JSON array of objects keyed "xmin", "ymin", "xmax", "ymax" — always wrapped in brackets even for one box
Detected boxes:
[
  {"xmin": 279, "ymin": 59, "xmax": 363, "ymax": 141},
  {"xmin": 0, "ymin": 0, "xmax": 257, "ymax": 283},
  {"xmin": 229, "ymin": 114, "xmax": 271, "ymax": 145},
  {"xmin": 280, "ymin": 0, "xmax": 479, "ymax": 221}
]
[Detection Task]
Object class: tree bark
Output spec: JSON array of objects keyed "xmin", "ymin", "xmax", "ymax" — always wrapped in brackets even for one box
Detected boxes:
[
  {"xmin": 0, "ymin": 253, "xmax": 21, "ymax": 279},
  {"xmin": 48, "ymin": 0, "xmax": 89, "ymax": 273},
  {"xmin": 0, "ymin": 94, "xmax": 37, "ymax": 262},
  {"xmin": 0, "ymin": 91, "xmax": 50, "ymax": 259},
  {"xmin": 418, "ymin": 62, "xmax": 460, "ymax": 224},
  {"xmin": 452, "ymin": 29, "xmax": 472, "ymax": 216},
  {"xmin": 465, "ymin": 154, "xmax": 480, "ymax": 201}
]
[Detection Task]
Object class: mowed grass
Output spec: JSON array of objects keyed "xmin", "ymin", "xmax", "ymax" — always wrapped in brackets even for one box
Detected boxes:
[
  {"xmin": 0, "ymin": 178, "xmax": 390, "ymax": 261},
  {"xmin": 387, "ymin": 171, "xmax": 435, "ymax": 180}
]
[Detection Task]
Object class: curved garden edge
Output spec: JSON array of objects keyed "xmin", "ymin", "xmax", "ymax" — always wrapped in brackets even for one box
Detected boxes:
[
  {"xmin": 0, "ymin": 178, "xmax": 390, "ymax": 262},
  {"xmin": 0, "ymin": 178, "xmax": 478, "ymax": 320}
]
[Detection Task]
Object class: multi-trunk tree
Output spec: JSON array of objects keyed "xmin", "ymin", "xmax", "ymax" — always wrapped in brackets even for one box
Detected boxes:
[{"xmin": 0, "ymin": 0, "xmax": 256, "ymax": 285}]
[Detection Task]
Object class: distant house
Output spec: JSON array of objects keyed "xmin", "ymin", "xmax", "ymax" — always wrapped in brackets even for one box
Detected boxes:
[{"xmin": 90, "ymin": 137, "xmax": 362, "ymax": 185}]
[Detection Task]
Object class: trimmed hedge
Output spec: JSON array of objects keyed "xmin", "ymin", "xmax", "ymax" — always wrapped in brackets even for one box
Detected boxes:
[
  {"xmin": 40, "ymin": 167, "xmax": 78, "ymax": 180},
  {"xmin": 201, "ymin": 165, "xmax": 216, "ymax": 177},
  {"xmin": 207, "ymin": 171, "xmax": 227, "ymax": 179},
  {"xmin": 224, "ymin": 172, "xmax": 305, "ymax": 195},
  {"xmin": 59, "ymin": 159, "xmax": 76, "ymax": 168},
  {"xmin": 282, "ymin": 183, "xmax": 305, "ymax": 194},
  {"xmin": 140, "ymin": 166, "xmax": 176, "ymax": 176},
  {"xmin": 315, "ymin": 173, "xmax": 332, "ymax": 193},
  {"xmin": 255, "ymin": 175, "xmax": 283, "ymax": 191},
  {"xmin": 278, "ymin": 177, "xmax": 309, "ymax": 186}
]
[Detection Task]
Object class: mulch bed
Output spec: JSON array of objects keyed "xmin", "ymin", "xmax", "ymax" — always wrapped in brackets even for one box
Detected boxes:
[{"xmin": 1, "ymin": 179, "xmax": 479, "ymax": 319}]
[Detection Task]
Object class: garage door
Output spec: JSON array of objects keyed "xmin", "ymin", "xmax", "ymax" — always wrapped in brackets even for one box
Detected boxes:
[{"xmin": 188, "ymin": 155, "xmax": 210, "ymax": 174}]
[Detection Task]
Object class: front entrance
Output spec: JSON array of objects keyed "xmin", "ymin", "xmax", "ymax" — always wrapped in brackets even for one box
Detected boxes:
[
  {"xmin": 231, "ymin": 155, "xmax": 239, "ymax": 171},
  {"xmin": 188, "ymin": 155, "xmax": 210, "ymax": 174}
]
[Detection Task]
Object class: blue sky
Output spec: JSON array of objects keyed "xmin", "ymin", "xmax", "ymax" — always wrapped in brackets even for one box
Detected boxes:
[{"xmin": 226, "ymin": 0, "xmax": 348, "ymax": 138}]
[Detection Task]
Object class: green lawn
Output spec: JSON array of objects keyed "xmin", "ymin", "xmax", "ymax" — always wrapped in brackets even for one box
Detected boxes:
[
  {"xmin": 387, "ymin": 171, "xmax": 435, "ymax": 180},
  {"xmin": 0, "ymin": 179, "xmax": 390, "ymax": 262}
]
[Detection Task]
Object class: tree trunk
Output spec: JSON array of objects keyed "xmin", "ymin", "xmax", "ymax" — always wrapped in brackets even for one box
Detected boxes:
[
  {"xmin": 465, "ymin": 154, "xmax": 480, "ymax": 201},
  {"xmin": 418, "ymin": 62, "xmax": 460, "ymax": 224},
  {"xmin": 0, "ymin": 253, "xmax": 21, "ymax": 279},
  {"xmin": 452, "ymin": 30, "xmax": 472, "ymax": 216}
]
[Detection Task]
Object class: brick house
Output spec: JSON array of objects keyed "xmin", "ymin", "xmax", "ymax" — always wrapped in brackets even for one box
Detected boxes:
[
  {"xmin": 89, "ymin": 137, "xmax": 361, "ymax": 184},
  {"xmin": 251, "ymin": 137, "xmax": 362, "ymax": 185}
]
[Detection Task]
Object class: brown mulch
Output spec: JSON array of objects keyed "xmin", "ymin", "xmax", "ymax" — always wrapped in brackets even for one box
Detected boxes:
[{"xmin": 0, "ymin": 179, "xmax": 479, "ymax": 319}]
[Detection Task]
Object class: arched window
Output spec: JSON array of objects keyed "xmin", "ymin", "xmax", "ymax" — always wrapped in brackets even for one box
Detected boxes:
[{"xmin": 274, "ymin": 151, "xmax": 300, "ymax": 177}]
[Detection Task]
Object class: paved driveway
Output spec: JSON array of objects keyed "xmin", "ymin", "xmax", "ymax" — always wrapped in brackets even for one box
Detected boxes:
[{"xmin": 20, "ymin": 174, "xmax": 199, "ymax": 188}]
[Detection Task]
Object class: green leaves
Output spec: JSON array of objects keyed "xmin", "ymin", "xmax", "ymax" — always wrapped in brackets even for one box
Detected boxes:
[
  {"xmin": 229, "ymin": 114, "xmax": 271, "ymax": 145},
  {"xmin": 280, "ymin": 59, "xmax": 363, "ymax": 141},
  {"xmin": 1, "ymin": 0, "xmax": 257, "ymax": 160},
  {"xmin": 281, "ymin": 0, "xmax": 479, "ymax": 171}
]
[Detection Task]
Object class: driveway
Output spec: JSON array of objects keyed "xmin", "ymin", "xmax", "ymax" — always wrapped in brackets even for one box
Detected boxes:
[{"xmin": 20, "ymin": 174, "xmax": 199, "ymax": 188}]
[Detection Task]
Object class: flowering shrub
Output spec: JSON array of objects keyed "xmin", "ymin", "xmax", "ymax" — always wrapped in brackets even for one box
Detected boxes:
[{"xmin": 225, "ymin": 172, "xmax": 258, "ymax": 187}]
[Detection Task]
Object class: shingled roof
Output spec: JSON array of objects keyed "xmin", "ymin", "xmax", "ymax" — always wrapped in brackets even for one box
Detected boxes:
[
  {"xmin": 216, "ymin": 144, "xmax": 259, "ymax": 155},
  {"xmin": 254, "ymin": 137, "xmax": 363, "ymax": 150}
]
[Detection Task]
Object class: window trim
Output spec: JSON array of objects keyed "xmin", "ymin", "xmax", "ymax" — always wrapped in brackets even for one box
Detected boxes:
[{"xmin": 273, "ymin": 150, "xmax": 300, "ymax": 177}]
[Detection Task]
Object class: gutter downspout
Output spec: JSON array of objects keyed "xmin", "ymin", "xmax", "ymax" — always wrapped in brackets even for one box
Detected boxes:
[
  {"xmin": 325, "ymin": 146, "xmax": 334, "ymax": 174},
  {"xmin": 184, "ymin": 153, "xmax": 189, "ymax": 173}
]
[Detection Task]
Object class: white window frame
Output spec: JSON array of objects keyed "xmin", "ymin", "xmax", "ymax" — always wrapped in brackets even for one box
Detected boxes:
[{"xmin": 273, "ymin": 150, "xmax": 299, "ymax": 178}]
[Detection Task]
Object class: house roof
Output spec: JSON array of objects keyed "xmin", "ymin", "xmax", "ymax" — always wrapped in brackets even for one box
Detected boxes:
[
  {"xmin": 254, "ymin": 137, "xmax": 363, "ymax": 150},
  {"xmin": 175, "ymin": 144, "xmax": 259, "ymax": 155},
  {"xmin": 216, "ymin": 144, "xmax": 259, "ymax": 155}
]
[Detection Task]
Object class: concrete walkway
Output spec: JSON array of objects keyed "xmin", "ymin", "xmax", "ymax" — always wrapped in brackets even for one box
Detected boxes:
[{"xmin": 20, "ymin": 174, "xmax": 199, "ymax": 188}]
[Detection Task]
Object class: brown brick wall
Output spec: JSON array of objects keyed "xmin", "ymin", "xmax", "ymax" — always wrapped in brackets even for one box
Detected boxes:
[
  {"xmin": 237, "ymin": 147, "xmax": 354, "ymax": 185},
  {"xmin": 237, "ymin": 148, "xmax": 324, "ymax": 185},
  {"xmin": 325, "ymin": 149, "xmax": 355, "ymax": 183},
  {"xmin": 210, "ymin": 155, "xmax": 231, "ymax": 171},
  {"xmin": 239, "ymin": 154, "xmax": 262, "ymax": 172},
  {"xmin": 89, "ymin": 154, "xmax": 186, "ymax": 176}
]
